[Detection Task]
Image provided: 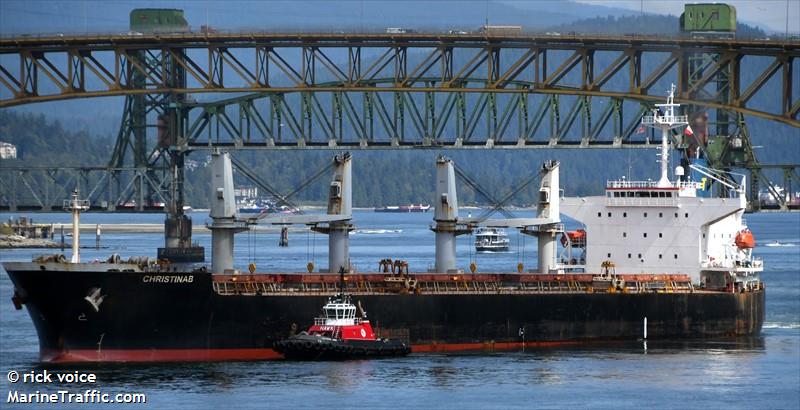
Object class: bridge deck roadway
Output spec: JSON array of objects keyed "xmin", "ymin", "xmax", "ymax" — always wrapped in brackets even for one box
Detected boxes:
[{"xmin": 1, "ymin": 33, "xmax": 798, "ymax": 54}]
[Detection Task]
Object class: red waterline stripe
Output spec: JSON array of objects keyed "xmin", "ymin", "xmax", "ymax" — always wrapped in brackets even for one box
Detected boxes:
[
  {"xmin": 42, "ymin": 341, "xmax": 583, "ymax": 363},
  {"xmin": 411, "ymin": 340, "xmax": 582, "ymax": 353}
]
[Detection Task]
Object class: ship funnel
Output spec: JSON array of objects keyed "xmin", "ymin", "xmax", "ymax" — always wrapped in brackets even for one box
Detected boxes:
[
  {"xmin": 432, "ymin": 156, "xmax": 460, "ymax": 272},
  {"xmin": 208, "ymin": 151, "xmax": 248, "ymax": 274},
  {"xmin": 326, "ymin": 152, "xmax": 353, "ymax": 274}
]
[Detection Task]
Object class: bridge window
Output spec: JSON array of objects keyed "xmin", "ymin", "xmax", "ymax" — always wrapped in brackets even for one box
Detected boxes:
[
  {"xmin": 635, "ymin": 191, "xmax": 649, "ymax": 198},
  {"xmin": 627, "ymin": 192, "xmax": 634, "ymax": 198},
  {"xmin": 613, "ymin": 192, "xmax": 620, "ymax": 197}
]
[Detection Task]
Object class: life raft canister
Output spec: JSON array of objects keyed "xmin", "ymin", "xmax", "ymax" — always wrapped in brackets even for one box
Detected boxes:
[
  {"xmin": 560, "ymin": 229, "xmax": 586, "ymax": 247},
  {"xmin": 735, "ymin": 229, "xmax": 756, "ymax": 249}
]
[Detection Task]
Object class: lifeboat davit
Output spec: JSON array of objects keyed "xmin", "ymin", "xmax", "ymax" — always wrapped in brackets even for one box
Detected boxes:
[
  {"xmin": 735, "ymin": 229, "xmax": 756, "ymax": 249},
  {"xmin": 560, "ymin": 229, "xmax": 586, "ymax": 247}
]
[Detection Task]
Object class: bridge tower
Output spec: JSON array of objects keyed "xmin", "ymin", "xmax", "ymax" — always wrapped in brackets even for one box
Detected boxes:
[
  {"xmin": 110, "ymin": 9, "xmax": 203, "ymax": 261},
  {"xmin": 681, "ymin": 42, "xmax": 770, "ymax": 208}
]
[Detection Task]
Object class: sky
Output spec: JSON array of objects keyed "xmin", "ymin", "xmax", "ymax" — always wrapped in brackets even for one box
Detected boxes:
[{"xmin": 570, "ymin": 0, "xmax": 800, "ymax": 34}]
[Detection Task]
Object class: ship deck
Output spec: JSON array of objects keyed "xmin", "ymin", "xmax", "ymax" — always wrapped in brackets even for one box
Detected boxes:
[{"xmin": 210, "ymin": 272, "xmax": 712, "ymax": 296}]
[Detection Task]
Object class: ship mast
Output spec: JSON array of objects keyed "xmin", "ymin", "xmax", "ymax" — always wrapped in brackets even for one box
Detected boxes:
[
  {"xmin": 63, "ymin": 190, "xmax": 89, "ymax": 263},
  {"xmin": 642, "ymin": 84, "xmax": 688, "ymax": 187}
]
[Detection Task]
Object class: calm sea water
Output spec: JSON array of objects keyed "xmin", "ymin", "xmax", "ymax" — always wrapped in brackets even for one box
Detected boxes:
[{"xmin": 1, "ymin": 211, "xmax": 798, "ymax": 409}]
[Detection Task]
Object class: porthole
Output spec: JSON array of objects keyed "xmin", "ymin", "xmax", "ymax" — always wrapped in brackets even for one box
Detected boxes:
[
  {"xmin": 623, "ymin": 212, "xmax": 627, "ymax": 217},
  {"xmin": 608, "ymin": 212, "xmax": 612, "ymax": 217},
  {"xmin": 659, "ymin": 212, "xmax": 663, "ymax": 218},
  {"xmin": 644, "ymin": 212, "xmax": 648, "ymax": 217},
  {"xmin": 598, "ymin": 212, "xmax": 601, "ymax": 217},
  {"xmin": 674, "ymin": 254, "xmax": 678, "ymax": 259},
  {"xmin": 607, "ymin": 253, "xmax": 611, "ymax": 258},
  {"xmin": 628, "ymin": 253, "xmax": 632, "ymax": 259},
  {"xmin": 659, "ymin": 233, "xmax": 663, "ymax": 238},
  {"xmin": 623, "ymin": 232, "xmax": 627, "ymax": 238},
  {"xmin": 643, "ymin": 233, "xmax": 647, "ymax": 238}
]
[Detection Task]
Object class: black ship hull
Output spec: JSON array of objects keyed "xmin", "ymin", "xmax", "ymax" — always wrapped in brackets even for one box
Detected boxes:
[{"xmin": 5, "ymin": 268, "xmax": 765, "ymax": 363}]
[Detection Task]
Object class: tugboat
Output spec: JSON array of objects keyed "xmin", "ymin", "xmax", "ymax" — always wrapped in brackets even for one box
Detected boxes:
[
  {"xmin": 273, "ymin": 271, "xmax": 411, "ymax": 360},
  {"xmin": 474, "ymin": 227, "xmax": 510, "ymax": 252}
]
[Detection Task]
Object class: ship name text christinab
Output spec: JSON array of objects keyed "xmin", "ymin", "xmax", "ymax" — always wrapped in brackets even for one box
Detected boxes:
[{"xmin": 142, "ymin": 275, "xmax": 194, "ymax": 284}]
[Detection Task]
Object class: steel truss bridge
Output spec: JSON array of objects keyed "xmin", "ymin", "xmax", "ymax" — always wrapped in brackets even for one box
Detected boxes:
[{"xmin": 0, "ymin": 33, "xmax": 798, "ymax": 212}]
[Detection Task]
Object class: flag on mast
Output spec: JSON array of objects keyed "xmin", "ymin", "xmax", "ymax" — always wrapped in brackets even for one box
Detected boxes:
[{"xmin": 684, "ymin": 125, "xmax": 694, "ymax": 136}]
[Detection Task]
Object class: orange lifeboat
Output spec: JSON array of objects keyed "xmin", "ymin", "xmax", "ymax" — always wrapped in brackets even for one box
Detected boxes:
[
  {"xmin": 560, "ymin": 229, "xmax": 586, "ymax": 247},
  {"xmin": 735, "ymin": 229, "xmax": 756, "ymax": 249}
]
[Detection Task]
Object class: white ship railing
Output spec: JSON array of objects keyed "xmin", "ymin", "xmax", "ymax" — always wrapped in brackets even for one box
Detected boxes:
[
  {"xmin": 641, "ymin": 115, "xmax": 688, "ymax": 124},
  {"xmin": 606, "ymin": 180, "xmax": 703, "ymax": 190},
  {"xmin": 675, "ymin": 181, "xmax": 704, "ymax": 190},
  {"xmin": 701, "ymin": 257, "xmax": 763, "ymax": 271},
  {"xmin": 314, "ymin": 317, "xmax": 362, "ymax": 326},
  {"xmin": 607, "ymin": 180, "xmax": 661, "ymax": 189}
]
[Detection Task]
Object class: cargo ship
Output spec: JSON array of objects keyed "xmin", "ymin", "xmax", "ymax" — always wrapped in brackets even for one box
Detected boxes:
[{"xmin": 3, "ymin": 88, "xmax": 764, "ymax": 363}]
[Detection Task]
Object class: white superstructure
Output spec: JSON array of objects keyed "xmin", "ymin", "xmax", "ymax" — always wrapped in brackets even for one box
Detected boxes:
[{"xmin": 560, "ymin": 86, "xmax": 762, "ymax": 290}]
